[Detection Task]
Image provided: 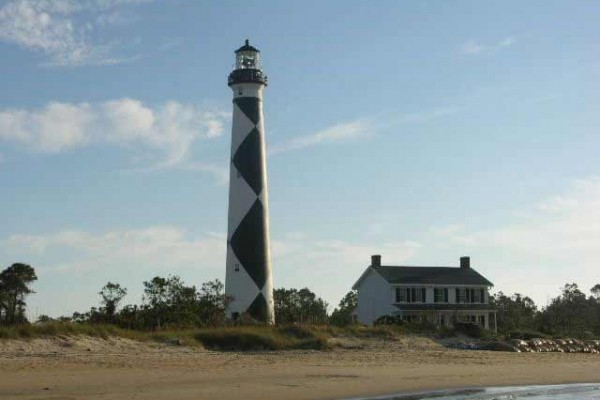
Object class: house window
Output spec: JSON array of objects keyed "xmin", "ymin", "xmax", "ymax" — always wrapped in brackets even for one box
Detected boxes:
[
  {"xmin": 395, "ymin": 287, "xmax": 426, "ymax": 303},
  {"xmin": 456, "ymin": 288, "xmax": 465, "ymax": 303},
  {"xmin": 456, "ymin": 288, "xmax": 486, "ymax": 304},
  {"xmin": 434, "ymin": 288, "xmax": 449, "ymax": 303},
  {"xmin": 395, "ymin": 288, "xmax": 406, "ymax": 303}
]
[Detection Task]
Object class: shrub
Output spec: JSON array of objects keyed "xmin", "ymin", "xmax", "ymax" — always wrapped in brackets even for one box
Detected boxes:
[
  {"xmin": 374, "ymin": 315, "xmax": 404, "ymax": 326},
  {"xmin": 193, "ymin": 326, "xmax": 329, "ymax": 351},
  {"xmin": 507, "ymin": 330, "xmax": 548, "ymax": 340},
  {"xmin": 454, "ymin": 322, "xmax": 484, "ymax": 338}
]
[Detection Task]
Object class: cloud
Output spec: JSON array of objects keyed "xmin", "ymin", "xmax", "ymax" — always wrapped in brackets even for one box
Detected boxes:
[
  {"xmin": 3, "ymin": 227, "xmax": 223, "ymax": 274},
  {"xmin": 461, "ymin": 37, "xmax": 516, "ymax": 55},
  {"xmin": 1, "ymin": 225, "xmax": 422, "ymax": 316},
  {"xmin": 268, "ymin": 107, "xmax": 457, "ymax": 156},
  {"xmin": 269, "ymin": 119, "xmax": 374, "ymax": 155},
  {"xmin": 0, "ymin": 98, "xmax": 228, "ymax": 167},
  {"xmin": 271, "ymin": 234, "xmax": 422, "ymax": 309},
  {"xmin": 158, "ymin": 38, "xmax": 183, "ymax": 52},
  {"xmin": 1, "ymin": 226, "xmax": 225, "ymax": 317},
  {"xmin": 430, "ymin": 176, "xmax": 600, "ymax": 303},
  {"xmin": 0, "ymin": 0, "xmax": 150, "ymax": 66}
]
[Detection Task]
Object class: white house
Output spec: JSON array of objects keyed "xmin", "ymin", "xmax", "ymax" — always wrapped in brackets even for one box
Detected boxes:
[{"xmin": 352, "ymin": 255, "xmax": 496, "ymax": 330}]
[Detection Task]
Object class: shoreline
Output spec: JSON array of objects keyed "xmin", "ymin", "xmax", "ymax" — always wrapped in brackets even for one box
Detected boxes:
[
  {"xmin": 344, "ymin": 383, "xmax": 600, "ymax": 400},
  {"xmin": 1, "ymin": 336, "xmax": 599, "ymax": 399}
]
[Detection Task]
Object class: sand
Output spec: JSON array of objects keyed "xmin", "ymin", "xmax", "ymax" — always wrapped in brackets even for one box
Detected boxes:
[{"xmin": 1, "ymin": 335, "xmax": 599, "ymax": 399}]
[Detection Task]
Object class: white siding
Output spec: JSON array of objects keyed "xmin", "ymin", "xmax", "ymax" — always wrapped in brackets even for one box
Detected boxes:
[{"xmin": 356, "ymin": 268, "xmax": 395, "ymax": 325}]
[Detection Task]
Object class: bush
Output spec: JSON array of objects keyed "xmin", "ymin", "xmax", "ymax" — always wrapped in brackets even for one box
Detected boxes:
[
  {"xmin": 454, "ymin": 322, "xmax": 484, "ymax": 338},
  {"xmin": 374, "ymin": 315, "xmax": 404, "ymax": 326},
  {"xmin": 507, "ymin": 330, "xmax": 548, "ymax": 340},
  {"xmin": 193, "ymin": 326, "xmax": 329, "ymax": 351}
]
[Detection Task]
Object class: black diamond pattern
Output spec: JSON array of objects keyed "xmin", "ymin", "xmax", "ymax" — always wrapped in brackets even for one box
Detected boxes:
[
  {"xmin": 229, "ymin": 200, "xmax": 267, "ymax": 289},
  {"xmin": 246, "ymin": 292, "xmax": 269, "ymax": 322},
  {"xmin": 232, "ymin": 128, "xmax": 263, "ymax": 195},
  {"xmin": 234, "ymin": 97, "xmax": 260, "ymax": 125}
]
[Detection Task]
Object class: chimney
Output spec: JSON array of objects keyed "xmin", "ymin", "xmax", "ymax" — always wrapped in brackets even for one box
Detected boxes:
[
  {"xmin": 460, "ymin": 256, "xmax": 470, "ymax": 269},
  {"xmin": 371, "ymin": 254, "xmax": 381, "ymax": 267}
]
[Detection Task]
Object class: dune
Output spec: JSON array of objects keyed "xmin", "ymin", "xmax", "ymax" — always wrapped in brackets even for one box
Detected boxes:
[{"xmin": 0, "ymin": 335, "xmax": 599, "ymax": 399}]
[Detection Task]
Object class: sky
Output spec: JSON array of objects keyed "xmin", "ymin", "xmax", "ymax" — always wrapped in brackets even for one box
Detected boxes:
[{"xmin": 0, "ymin": 0, "xmax": 599, "ymax": 318}]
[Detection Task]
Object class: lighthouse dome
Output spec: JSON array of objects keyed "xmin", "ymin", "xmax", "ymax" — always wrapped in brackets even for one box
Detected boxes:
[
  {"xmin": 228, "ymin": 39, "xmax": 268, "ymax": 86},
  {"xmin": 235, "ymin": 39, "xmax": 260, "ymax": 54}
]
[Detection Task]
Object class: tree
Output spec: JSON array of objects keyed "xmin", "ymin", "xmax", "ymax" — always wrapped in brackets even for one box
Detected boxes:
[
  {"xmin": 329, "ymin": 290, "xmax": 358, "ymax": 326},
  {"xmin": 99, "ymin": 282, "xmax": 127, "ymax": 323},
  {"xmin": 538, "ymin": 283, "xmax": 594, "ymax": 336},
  {"xmin": 0, "ymin": 263, "xmax": 37, "ymax": 325},
  {"xmin": 591, "ymin": 284, "xmax": 600, "ymax": 301},
  {"xmin": 142, "ymin": 275, "xmax": 199, "ymax": 329},
  {"xmin": 36, "ymin": 314, "xmax": 53, "ymax": 323},
  {"xmin": 492, "ymin": 292, "xmax": 538, "ymax": 333},
  {"xmin": 197, "ymin": 279, "xmax": 230, "ymax": 327},
  {"xmin": 274, "ymin": 287, "xmax": 328, "ymax": 324}
]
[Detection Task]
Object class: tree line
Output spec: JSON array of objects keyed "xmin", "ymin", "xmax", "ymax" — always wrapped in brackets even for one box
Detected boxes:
[
  {"xmin": 493, "ymin": 283, "xmax": 600, "ymax": 337},
  {"xmin": 1, "ymin": 262, "xmax": 599, "ymax": 337},
  {"xmin": 0, "ymin": 263, "xmax": 357, "ymax": 329}
]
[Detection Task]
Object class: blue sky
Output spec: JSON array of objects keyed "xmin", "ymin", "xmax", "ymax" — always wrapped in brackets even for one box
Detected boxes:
[{"xmin": 1, "ymin": 0, "xmax": 599, "ymax": 317}]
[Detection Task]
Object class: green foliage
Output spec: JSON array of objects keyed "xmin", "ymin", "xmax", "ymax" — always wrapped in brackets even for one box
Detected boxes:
[
  {"xmin": 374, "ymin": 315, "xmax": 404, "ymax": 326},
  {"xmin": 329, "ymin": 290, "xmax": 357, "ymax": 326},
  {"xmin": 0, "ymin": 263, "xmax": 37, "ymax": 325},
  {"xmin": 507, "ymin": 330, "xmax": 549, "ymax": 340},
  {"xmin": 537, "ymin": 283, "xmax": 599, "ymax": 337},
  {"xmin": 99, "ymin": 282, "xmax": 127, "ymax": 323},
  {"xmin": 0, "ymin": 321, "xmax": 142, "ymax": 340},
  {"xmin": 36, "ymin": 314, "xmax": 53, "ymax": 323},
  {"xmin": 453, "ymin": 322, "xmax": 484, "ymax": 338},
  {"xmin": 65, "ymin": 276, "xmax": 230, "ymax": 330},
  {"xmin": 194, "ymin": 326, "xmax": 328, "ymax": 351},
  {"xmin": 274, "ymin": 287, "xmax": 328, "ymax": 324},
  {"xmin": 591, "ymin": 284, "xmax": 600, "ymax": 299},
  {"xmin": 492, "ymin": 292, "xmax": 538, "ymax": 332}
]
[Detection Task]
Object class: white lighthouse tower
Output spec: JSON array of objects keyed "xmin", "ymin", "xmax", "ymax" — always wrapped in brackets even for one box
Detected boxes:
[{"xmin": 225, "ymin": 40, "xmax": 274, "ymax": 324}]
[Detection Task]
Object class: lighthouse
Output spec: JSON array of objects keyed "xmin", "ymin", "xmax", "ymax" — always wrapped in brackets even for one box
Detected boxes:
[{"xmin": 225, "ymin": 40, "xmax": 275, "ymax": 324}]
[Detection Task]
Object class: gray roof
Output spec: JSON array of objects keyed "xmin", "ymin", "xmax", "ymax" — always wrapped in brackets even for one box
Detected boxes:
[{"xmin": 353, "ymin": 265, "xmax": 493, "ymax": 289}]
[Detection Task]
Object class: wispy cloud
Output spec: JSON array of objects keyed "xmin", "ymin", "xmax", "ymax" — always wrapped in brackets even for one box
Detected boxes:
[
  {"xmin": 271, "ymin": 234, "xmax": 422, "ymax": 309},
  {"xmin": 269, "ymin": 119, "xmax": 374, "ymax": 155},
  {"xmin": 0, "ymin": 98, "xmax": 228, "ymax": 167},
  {"xmin": 430, "ymin": 176, "xmax": 600, "ymax": 303},
  {"xmin": 1, "ymin": 226, "xmax": 226, "ymax": 316},
  {"xmin": 269, "ymin": 106, "xmax": 458, "ymax": 156},
  {"xmin": 461, "ymin": 37, "xmax": 516, "ymax": 55},
  {"xmin": 0, "ymin": 0, "xmax": 151, "ymax": 67},
  {"xmin": 158, "ymin": 38, "xmax": 184, "ymax": 52}
]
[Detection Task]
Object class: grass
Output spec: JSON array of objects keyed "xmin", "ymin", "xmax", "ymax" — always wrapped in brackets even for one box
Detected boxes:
[
  {"xmin": 194, "ymin": 325, "xmax": 329, "ymax": 350},
  {"xmin": 0, "ymin": 322, "xmax": 150, "ymax": 341},
  {"xmin": 0, "ymin": 322, "xmax": 337, "ymax": 351},
  {"xmin": 4, "ymin": 322, "xmax": 512, "ymax": 351}
]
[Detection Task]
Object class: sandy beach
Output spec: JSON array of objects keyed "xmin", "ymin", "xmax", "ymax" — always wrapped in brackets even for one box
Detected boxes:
[{"xmin": 1, "ymin": 336, "xmax": 599, "ymax": 400}]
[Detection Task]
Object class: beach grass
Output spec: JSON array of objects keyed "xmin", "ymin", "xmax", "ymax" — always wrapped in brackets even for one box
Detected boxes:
[{"xmin": 0, "ymin": 322, "xmax": 338, "ymax": 350}]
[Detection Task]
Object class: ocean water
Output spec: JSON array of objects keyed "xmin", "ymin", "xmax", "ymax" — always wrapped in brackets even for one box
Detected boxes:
[{"xmin": 348, "ymin": 383, "xmax": 600, "ymax": 400}]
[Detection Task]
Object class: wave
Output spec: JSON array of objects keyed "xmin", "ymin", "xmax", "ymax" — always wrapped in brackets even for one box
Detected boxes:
[{"xmin": 347, "ymin": 383, "xmax": 600, "ymax": 400}]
